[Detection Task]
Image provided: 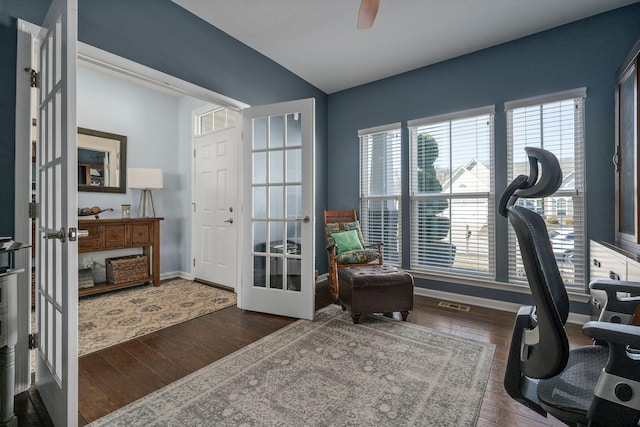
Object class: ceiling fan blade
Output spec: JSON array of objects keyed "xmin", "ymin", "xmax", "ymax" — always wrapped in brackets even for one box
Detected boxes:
[{"xmin": 357, "ymin": 0, "xmax": 380, "ymax": 30}]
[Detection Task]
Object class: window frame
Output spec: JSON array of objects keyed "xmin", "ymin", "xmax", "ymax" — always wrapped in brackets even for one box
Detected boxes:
[
  {"xmin": 195, "ymin": 106, "xmax": 236, "ymax": 136},
  {"xmin": 358, "ymin": 123, "xmax": 403, "ymax": 266},
  {"xmin": 505, "ymin": 88, "xmax": 587, "ymax": 292},
  {"xmin": 407, "ymin": 106, "xmax": 496, "ymax": 279}
]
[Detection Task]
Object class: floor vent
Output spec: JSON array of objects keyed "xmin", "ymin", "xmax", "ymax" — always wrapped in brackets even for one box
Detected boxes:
[{"xmin": 438, "ymin": 301, "xmax": 471, "ymax": 312}]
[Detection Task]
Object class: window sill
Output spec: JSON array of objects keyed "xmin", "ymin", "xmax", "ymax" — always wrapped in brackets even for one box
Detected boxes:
[{"xmin": 405, "ymin": 269, "xmax": 592, "ymax": 304}]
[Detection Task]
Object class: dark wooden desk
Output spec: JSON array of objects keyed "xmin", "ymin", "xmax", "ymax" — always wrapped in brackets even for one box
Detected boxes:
[{"xmin": 78, "ymin": 217, "xmax": 163, "ymax": 296}]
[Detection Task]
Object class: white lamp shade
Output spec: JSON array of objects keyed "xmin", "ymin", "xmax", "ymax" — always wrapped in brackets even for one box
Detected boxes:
[{"xmin": 128, "ymin": 168, "xmax": 163, "ymax": 189}]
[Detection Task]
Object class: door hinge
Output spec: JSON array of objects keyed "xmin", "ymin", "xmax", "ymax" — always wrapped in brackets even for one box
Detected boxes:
[
  {"xmin": 29, "ymin": 333, "xmax": 38, "ymax": 350},
  {"xmin": 193, "ymin": 258, "xmax": 196, "ymax": 267},
  {"xmin": 28, "ymin": 202, "xmax": 39, "ymax": 219},
  {"xmin": 25, "ymin": 68, "xmax": 39, "ymax": 88}
]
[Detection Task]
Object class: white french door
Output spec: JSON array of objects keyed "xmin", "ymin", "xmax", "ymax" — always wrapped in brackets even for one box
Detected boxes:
[
  {"xmin": 193, "ymin": 126, "xmax": 238, "ymax": 288},
  {"xmin": 35, "ymin": 0, "xmax": 78, "ymax": 425},
  {"xmin": 240, "ymin": 98, "xmax": 316, "ymax": 320}
]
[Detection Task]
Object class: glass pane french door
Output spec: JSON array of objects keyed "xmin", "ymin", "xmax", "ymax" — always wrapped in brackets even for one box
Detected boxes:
[
  {"xmin": 241, "ymin": 99, "xmax": 315, "ymax": 320},
  {"xmin": 35, "ymin": 0, "xmax": 79, "ymax": 425},
  {"xmin": 252, "ymin": 113, "xmax": 304, "ymax": 291}
]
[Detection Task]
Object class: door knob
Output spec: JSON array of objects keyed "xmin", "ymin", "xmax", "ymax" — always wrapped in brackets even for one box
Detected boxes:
[
  {"xmin": 43, "ymin": 227, "xmax": 66, "ymax": 242},
  {"xmin": 224, "ymin": 218, "xmax": 234, "ymax": 224},
  {"xmin": 69, "ymin": 228, "xmax": 89, "ymax": 241}
]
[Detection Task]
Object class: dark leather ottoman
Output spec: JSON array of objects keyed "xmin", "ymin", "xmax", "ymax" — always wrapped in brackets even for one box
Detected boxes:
[{"xmin": 337, "ymin": 265, "xmax": 414, "ymax": 324}]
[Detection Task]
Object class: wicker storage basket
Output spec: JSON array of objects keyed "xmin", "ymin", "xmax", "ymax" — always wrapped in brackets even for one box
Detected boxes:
[
  {"xmin": 78, "ymin": 268, "xmax": 94, "ymax": 289},
  {"xmin": 106, "ymin": 255, "xmax": 148, "ymax": 284}
]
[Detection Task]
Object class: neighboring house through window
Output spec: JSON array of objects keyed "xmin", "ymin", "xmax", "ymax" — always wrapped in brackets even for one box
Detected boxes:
[
  {"xmin": 408, "ymin": 106, "xmax": 495, "ymax": 278},
  {"xmin": 356, "ymin": 90, "xmax": 586, "ymax": 294}
]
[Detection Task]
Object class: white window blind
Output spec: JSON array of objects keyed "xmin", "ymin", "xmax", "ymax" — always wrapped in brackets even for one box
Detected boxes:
[
  {"xmin": 359, "ymin": 125, "xmax": 402, "ymax": 265},
  {"xmin": 408, "ymin": 108, "xmax": 495, "ymax": 277},
  {"xmin": 506, "ymin": 90, "xmax": 586, "ymax": 290}
]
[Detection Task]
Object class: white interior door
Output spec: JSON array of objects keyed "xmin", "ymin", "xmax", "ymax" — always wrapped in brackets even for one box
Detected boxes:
[
  {"xmin": 35, "ymin": 0, "xmax": 78, "ymax": 425},
  {"xmin": 193, "ymin": 126, "xmax": 237, "ymax": 288},
  {"xmin": 240, "ymin": 98, "xmax": 315, "ymax": 320}
]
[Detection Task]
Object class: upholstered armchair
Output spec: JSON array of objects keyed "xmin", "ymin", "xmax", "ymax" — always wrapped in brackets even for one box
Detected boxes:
[{"xmin": 324, "ymin": 209, "xmax": 383, "ymax": 300}]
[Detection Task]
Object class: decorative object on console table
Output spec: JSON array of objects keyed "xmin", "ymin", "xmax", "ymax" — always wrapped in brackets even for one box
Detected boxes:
[
  {"xmin": 78, "ymin": 206, "xmax": 113, "ymax": 220},
  {"xmin": 78, "ymin": 217, "xmax": 163, "ymax": 296},
  {"xmin": 128, "ymin": 168, "xmax": 163, "ymax": 217}
]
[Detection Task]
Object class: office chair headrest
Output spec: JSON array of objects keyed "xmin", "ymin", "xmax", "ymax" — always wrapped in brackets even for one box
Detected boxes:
[{"xmin": 499, "ymin": 147, "xmax": 563, "ymax": 218}]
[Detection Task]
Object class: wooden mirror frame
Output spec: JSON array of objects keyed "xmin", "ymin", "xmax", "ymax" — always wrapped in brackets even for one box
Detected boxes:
[{"xmin": 78, "ymin": 127, "xmax": 127, "ymax": 193}]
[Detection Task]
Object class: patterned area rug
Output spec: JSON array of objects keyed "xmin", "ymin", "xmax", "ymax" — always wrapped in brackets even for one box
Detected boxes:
[
  {"xmin": 88, "ymin": 305, "xmax": 495, "ymax": 426},
  {"xmin": 79, "ymin": 279, "xmax": 236, "ymax": 356}
]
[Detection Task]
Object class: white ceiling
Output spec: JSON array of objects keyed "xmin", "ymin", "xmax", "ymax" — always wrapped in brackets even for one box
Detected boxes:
[{"xmin": 173, "ymin": 0, "xmax": 639, "ymax": 94}]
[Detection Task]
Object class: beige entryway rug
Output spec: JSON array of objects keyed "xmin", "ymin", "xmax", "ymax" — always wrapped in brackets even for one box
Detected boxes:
[
  {"xmin": 79, "ymin": 278, "xmax": 236, "ymax": 356},
  {"xmin": 88, "ymin": 304, "xmax": 495, "ymax": 427}
]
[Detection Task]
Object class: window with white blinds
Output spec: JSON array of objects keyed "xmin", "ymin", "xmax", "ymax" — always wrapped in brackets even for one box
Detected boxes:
[
  {"xmin": 408, "ymin": 107, "xmax": 495, "ymax": 277},
  {"xmin": 506, "ymin": 88, "xmax": 586, "ymax": 290},
  {"xmin": 359, "ymin": 124, "xmax": 402, "ymax": 265}
]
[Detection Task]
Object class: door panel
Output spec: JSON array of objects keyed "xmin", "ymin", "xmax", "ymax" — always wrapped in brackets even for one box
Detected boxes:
[
  {"xmin": 35, "ymin": 0, "xmax": 78, "ymax": 425},
  {"xmin": 193, "ymin": 127, "xmax": 237, "ymax": 288},
  {"xmin": 240, "ymin": 99, "xmax": 315, "ymax": 320}
]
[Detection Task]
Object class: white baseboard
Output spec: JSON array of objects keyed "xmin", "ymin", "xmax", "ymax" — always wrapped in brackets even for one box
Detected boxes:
[
  {"xmin": 161, "ymin": 271, "xmax": 193, "ymax": 281},
  {"xmin": 163, "ymin": 270, "xmax": 591, "ymax": 324},
  {"xmin": 413, "ymin": 286, "xmax": 591, "ymax": 325}
]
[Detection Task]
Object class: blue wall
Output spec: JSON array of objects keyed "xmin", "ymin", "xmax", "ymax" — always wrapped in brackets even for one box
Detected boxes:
[
  {"xmin": 327, "ymin": 3, "xmax": 640, "ymax": 313},
  {"xmin": 3, "ymin": 1, "xmax": 640, "ymax": 312},
  {"xmin": 0, "ymin": 18, "xmax": 16, "ymax": 237},
  {"xmin": 1, "ymin": 0, "xmax": 329, "ymax": 272},
  {"xmin": 75, "ymin": 0, "xmax": 329, "ymax": 272},
  {"xmin": 0, "ymin": 0, "xmax": 51, "ymax": 238}
]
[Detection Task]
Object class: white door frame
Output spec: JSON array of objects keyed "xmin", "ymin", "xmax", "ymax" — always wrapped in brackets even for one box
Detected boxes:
[
  {"xmin": 190, "ymin": 107, "xmax": 241, "ymax": 289},
  {"xmin": 240, "ymin": 98, "xmax": 316, "ymax": 320},
  {"xmin": 14, "ymin": 36, "xmax": 250, "ymax": 420},
  {"xmin": 14, "ymin": 19, "xmax": 42, "ymax": 394},
  {"xmin": 34, "ymin": 0, "xmax": 79, "ymax": 424}
]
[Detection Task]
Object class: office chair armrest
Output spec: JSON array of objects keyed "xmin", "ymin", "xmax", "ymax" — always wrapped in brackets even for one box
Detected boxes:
[
  {"xmin": 583, "ymin": 321, "xmax": 640, "ymax": 426},
  {"xmin": 590, "ymin": 279, "xmax": 640, "ymax": 294},
  {"xmin": 589, "ymin": 279, "xmax": 640, "ymax": 320},
  {"xmin": 582, "ymin": 321, "xmax": 640, "ymax": 348},
  {"xmin": 504, "ymin": 306, "xmax": 547, "ymax": 417}
]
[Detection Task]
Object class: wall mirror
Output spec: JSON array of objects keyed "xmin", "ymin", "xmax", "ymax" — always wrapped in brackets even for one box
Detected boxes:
[{"xmin": 78, "ymin": 127, "xmax": 127, "ymax": 193}]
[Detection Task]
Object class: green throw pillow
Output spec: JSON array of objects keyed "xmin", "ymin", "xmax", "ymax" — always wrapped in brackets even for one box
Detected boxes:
[{"xmin": 331, "ymin": 229, "xmax": 364, "ymax": 254}]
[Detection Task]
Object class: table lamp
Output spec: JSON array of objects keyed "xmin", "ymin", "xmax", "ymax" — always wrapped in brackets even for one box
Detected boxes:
[{"xmin": 128, "ymin": 168, "xmax": 163, "ymax": 217}]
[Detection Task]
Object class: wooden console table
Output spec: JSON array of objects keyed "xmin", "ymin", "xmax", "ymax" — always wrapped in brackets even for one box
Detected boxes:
[{"xmin": 78, "ymin": 217, "xmax": 163, "ymax": 297}]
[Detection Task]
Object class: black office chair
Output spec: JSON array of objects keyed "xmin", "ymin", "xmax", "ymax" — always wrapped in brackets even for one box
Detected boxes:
[{"xmin": 499, "ymin": 147, "xmax": 640, "ymax": 427}]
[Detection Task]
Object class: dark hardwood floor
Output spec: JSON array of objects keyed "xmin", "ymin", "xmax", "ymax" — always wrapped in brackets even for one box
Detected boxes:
[{"xmin": 17, "ymin": 280, "xmax": 592, "ymax": 426}]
